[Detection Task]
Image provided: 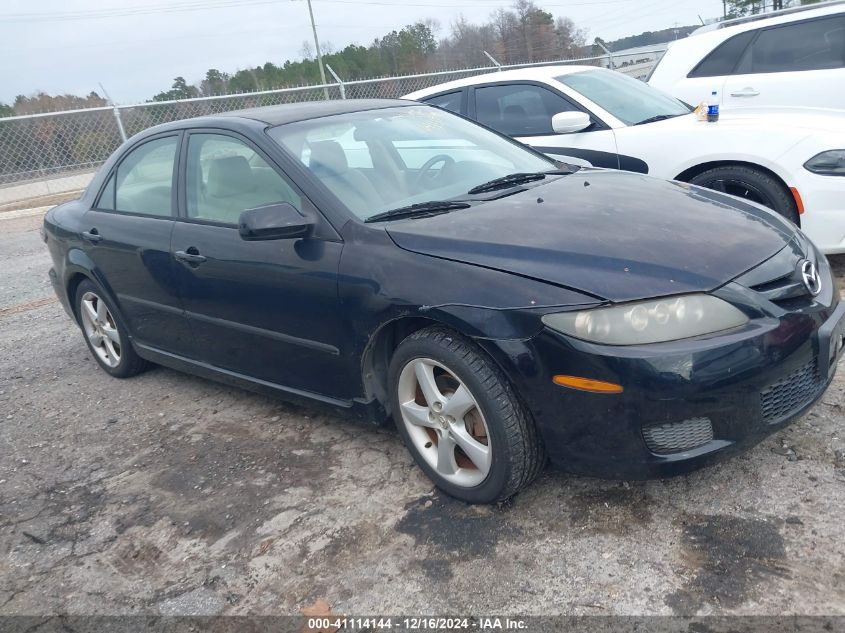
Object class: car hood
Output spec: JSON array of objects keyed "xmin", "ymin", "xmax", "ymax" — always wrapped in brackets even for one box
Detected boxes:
[
  {"xmin": 385, "ymin": 170, "xmax": 794, "ymax": 302},
  {"xmin": 654, "ymin": 108, "xmax": 845, "ymax": 136}
]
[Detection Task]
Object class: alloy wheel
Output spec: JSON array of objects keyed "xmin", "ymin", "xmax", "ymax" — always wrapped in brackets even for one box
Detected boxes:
[
  {"xmin": 396, "ymin": 357, "xmax": 491, "ymax": 487},
  {"xmin": 706, "ymin": 178, "xmax": 775, "ymax": 209},
  {"xmin": 79, "ymin": 291, "xmax": 121, "ymax": 368}
]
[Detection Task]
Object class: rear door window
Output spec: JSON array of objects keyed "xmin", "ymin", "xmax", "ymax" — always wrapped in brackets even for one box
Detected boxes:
[
  {"xmin": 737, "ymin": 16, "xmax": 845, "ymax": 74},
  {"xmin": 114, "ymin": 136, "xmax": 178, "ymax": 216}
]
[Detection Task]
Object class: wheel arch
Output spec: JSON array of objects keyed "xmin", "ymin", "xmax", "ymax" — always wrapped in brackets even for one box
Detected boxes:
[
  {"xmin": 65, "ymin": 271, "xmax": 91, "ymax": 324},
  {"xmin": 359, "ymin": 309, "xmax": 545, "ymax": 424},
  {"xmin": 675, "ymin": 159, "xmax": 791, "ymax": 185},
  {"xmin": 360, "ymin": 316, "xmax": 444, "ymax": 419},
  {"xmin": 674, "ymin": 159, "xmax": 800, "ymax": 225},
  {"xmin": 63, "ymin": 255, "xmax": 127, "ymax": 331}
]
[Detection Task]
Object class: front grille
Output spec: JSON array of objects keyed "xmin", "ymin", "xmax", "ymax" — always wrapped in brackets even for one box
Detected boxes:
[
  {"xmin": 642, "ymin": 418, "xmax": 714, "ymax": 454},
  {"xmin": 750, "ymin": 274, "xmax": 810, "ymax": 307},
  {"xmin": 736, "ymin": 241, "xmax": 814, "ymax": 308},
  {"xmin": 760, "ymin": 359, "xmax": 822, "ymax": 423}
]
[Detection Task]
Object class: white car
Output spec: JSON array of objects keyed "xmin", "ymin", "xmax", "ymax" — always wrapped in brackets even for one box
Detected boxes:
[
  {"xmin": 403, "ymin": 65, "xmax": 845, "ymax": 254},
  {"xmin": 648, "ymin": 1, "xmax": 845, "ymax": 110}
]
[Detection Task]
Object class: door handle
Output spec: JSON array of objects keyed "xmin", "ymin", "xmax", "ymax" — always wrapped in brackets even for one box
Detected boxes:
[
  {"xmin": 730, "ymin": 88, "xmax": 760, "ymax": 97},
  {"xmin": 82, "ymin": 229, "xmax": 103, "ymax": 243},
  {"xmin": 174, "ymin": 248, "xmax": 207, "ymax": 266}
]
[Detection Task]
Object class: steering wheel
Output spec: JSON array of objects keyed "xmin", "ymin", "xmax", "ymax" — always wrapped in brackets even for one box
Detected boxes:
[{"xmin": 413, "ymin": 154, "xmax": 456, "ymax": 190}]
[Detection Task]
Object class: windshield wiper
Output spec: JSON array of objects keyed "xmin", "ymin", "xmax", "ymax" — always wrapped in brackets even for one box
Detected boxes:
[
  {"xmin": 364, "ymin": 200, "xmax": 471, "ymax": 223},
  {"xmin": 634, "ymin": 113, "xmax": 683, "ymax": 126},
  {"xmin": 467, "ymin": 172, "xmax": 547, "ymax": 195}
]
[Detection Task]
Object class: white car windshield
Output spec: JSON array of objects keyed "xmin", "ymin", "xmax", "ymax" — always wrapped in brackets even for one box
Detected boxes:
[
  {"xmin": 556, "ymin": 69, "xmax": 691, "ymax": 126},
  {"xmin": 267, "ymin": 105, "xmax": 556, "ymax": 220}
]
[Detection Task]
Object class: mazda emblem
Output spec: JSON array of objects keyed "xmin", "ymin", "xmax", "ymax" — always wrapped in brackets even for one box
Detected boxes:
[{"xmin": 800, "ymin": 259, "xmax": 822, "ymax": 296}]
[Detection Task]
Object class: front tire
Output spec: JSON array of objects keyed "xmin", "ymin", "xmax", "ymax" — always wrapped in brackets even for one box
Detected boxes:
[
  {"xmin": 688, "ymin": 165, "xmax": 799, "ymax": 224},
  {"xmin": 388, "ymin": 326, "xmax": 544, "ymax": 503},
  {"xmin": 74, "ymin": 280, "xmax": 148, "ymax": 378}
]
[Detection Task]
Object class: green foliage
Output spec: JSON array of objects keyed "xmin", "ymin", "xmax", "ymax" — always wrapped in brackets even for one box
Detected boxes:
[
  {"xmin": 200, "ymin": 69, "xmax": 230, "ymax": 96},
  {"xmin": 376, "ymin": 22, "xmax": 438, "ymax": 74},
  {"xmin": 10, "ymin": 91, "xmax": 107, "ymax": 115},
  {"xmin": 0, "ymin": 102, "xmax": 13, "ymax": 118},
  {"xmin": 724, "ymin": 0, "xmax": 820, "ymax": 17},
  {"xmin": 152, "ymin": 76, "xmax": 200, "ymax": 102},
  {"xmin": 726, "ymin": 0, "xmax": 766, "ymax": 17},
  {"xmin": 146, "ymin": 1, "xmax": 590, "ymax": 98}
]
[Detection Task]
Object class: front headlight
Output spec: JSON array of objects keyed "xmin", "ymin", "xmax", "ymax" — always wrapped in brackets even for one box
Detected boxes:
[
  {"xmin": 804, "ymin": 150, "xmax": 845, "ymax": 176},
  {"xmin": 542, "ymin": 294, "xmax": 748, "ymax": 345}
]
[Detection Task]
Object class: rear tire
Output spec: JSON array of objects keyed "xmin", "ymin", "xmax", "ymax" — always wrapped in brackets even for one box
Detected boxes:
[
  {"xmin": 74, "ymin": 280, "xmax": 148, "ymax": 378},
  {"xmin": 688, "ymin": 165, "xmax": 799, "ymax": 224},
  {"xmin": 389, "ymin": 326, "xmax": 544, "ymax": 503}
]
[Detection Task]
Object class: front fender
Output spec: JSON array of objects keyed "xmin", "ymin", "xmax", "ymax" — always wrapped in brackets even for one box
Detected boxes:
[
  {"xmin": 672, "ymin": 153, "xmax": 796, "ymax": 188},
  {"xmin": 339, "ymin": 223, "xmax": 599, "ymax": 413},
  {"xmin": 340, "ymin": 223, "xmax": 598, "ymax": 345}
]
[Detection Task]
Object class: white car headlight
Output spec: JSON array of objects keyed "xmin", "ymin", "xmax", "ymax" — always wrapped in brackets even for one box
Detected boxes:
[
  {"xmin": 804, "ymin": 150, "xmax": 845, "ymax": 176},
  {"xmin": 542, "ymin": 294, "xmax": 748, "ymax": 345}
]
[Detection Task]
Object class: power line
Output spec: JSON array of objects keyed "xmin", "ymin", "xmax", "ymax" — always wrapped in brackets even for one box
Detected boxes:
[
  {"xmin": 1, "ymin": 0, "xmax": 290, "ymax": 22},
  {"xmin": 0, "ymin": 0, "xmax": 655, "ymax": 23}
]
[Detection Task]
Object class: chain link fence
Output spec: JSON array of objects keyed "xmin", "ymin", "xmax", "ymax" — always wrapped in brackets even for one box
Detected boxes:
[{"xmin": 0, "ymin": 49, "xmax": 664, "ymax": 207}]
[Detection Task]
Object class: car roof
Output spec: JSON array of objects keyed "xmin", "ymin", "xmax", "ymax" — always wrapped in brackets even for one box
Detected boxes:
[
  {"xmin": 216, "ymin": 98, "xmax": 414, "ymax": 125},
  {"xmin": 132, "ymin": 99, "xmax": 416, "ymax": 140},
  {"xmin": 650, "ymin": 1, "xmax": 844, "ymax": 81},
  {"xmin": 692, "ymin": 0, "xmax": 844, "ymax": 36},
  {"xmin": 403, "ymin": 65, "xmax": 597, "ymax": 100}
]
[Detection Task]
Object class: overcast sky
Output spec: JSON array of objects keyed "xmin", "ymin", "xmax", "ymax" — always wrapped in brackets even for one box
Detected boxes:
[{"xmin": 0, "ymin": 0, "xmax": 725, "ymax": 104}]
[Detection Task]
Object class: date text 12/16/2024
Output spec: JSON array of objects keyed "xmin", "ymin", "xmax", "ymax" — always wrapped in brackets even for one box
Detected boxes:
[{"xmin": 306, "ymin": 617, "xmax": 528, "ymax": 630}]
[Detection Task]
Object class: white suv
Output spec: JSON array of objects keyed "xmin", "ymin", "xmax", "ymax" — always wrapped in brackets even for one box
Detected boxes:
[{"xmin": 648, "ymin": 1, "xmax": 845, "ymax": 110}]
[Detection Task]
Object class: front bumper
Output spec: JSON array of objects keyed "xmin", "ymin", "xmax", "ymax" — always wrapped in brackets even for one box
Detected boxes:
[
  {"xmin": 481, "ymin": 294, "xmax": 845, "ymax": 480},
  {"xmin": 794, "ymin": 171, "xmax": 845, "ymax": 255}
]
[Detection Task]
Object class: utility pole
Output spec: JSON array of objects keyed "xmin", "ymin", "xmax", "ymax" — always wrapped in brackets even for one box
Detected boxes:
[{"xmin": 306, "ymin": 0, "xmax": 329, "ymax": 99}]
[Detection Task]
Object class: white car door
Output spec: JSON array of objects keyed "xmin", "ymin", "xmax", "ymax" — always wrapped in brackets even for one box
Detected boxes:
[
  {"xmin": 724, "ymin": 68, "xmax": 844, "ymax": 110},
  {"xmin": 469, "ymin": 82, "xmax": 619, "ymax": 169},
  {"xmin": 667, "ymin": 31, "xmax": 757, "ymax": 108},
  {"xmin": 723, "ymin": 15, "xmax": 845, "ymax": 110}
]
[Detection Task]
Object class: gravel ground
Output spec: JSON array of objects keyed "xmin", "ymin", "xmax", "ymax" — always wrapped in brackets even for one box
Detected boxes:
[{"xmin": 1, "ymin": 212, "xmax": 844, "ymax": 617}]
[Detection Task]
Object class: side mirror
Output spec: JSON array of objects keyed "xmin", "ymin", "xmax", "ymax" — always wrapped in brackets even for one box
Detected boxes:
[
  {"xmin": 551, "ymin": 111, "xmax": 592, "ymax": 134},
  {"xmin": 239, "ymin": 203, "xmax": 314, "ymax": 241}
]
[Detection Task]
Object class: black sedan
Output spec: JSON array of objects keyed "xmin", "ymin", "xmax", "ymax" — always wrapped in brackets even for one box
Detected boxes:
[{"xmin": 44, "ymin": 99, "xmax": 845, "ymax": 503}]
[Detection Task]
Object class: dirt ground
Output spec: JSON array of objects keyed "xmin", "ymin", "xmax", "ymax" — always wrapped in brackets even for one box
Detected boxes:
[{"xmin": 1, "ymin": 212, "xmax": 844, "ymax": 617}]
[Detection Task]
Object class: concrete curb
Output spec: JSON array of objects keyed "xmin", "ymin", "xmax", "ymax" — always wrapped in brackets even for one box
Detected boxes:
[{"xmin": 0, "ymin": 206, "xmax": 51, "ymax": 220}]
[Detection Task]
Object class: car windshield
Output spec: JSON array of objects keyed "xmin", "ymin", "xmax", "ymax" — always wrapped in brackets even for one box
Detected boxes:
[
  {"xmin": 555, "ymin": 69, "xmax": 691, "ymax": 126},
  {"xmin": 267, "ymin": 105, "xmax": 556, "ymax": 220}
]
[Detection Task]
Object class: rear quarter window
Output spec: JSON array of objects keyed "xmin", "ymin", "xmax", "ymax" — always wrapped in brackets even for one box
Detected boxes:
[{"xmin": 95, "ymin": 173, "xmax": 116, "ymax": 210}]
